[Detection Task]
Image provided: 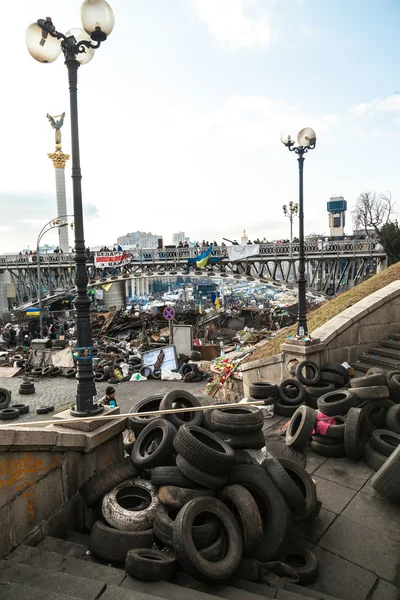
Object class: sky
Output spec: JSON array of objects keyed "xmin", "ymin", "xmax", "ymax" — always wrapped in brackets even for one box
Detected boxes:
[{"xmin": 0, "ymin": 0, "xmax": 399, "ymax": 253}]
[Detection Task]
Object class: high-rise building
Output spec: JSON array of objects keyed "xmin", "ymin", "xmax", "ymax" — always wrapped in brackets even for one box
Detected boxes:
[
  {"xmin": 117, "ymin": 231, "xmax": 162, "ymax": 249},
  {"xmin": 327, "ymin": 196, "xmax": 347, "ymax": 237},
  {"xmin": 172, "ymin": 232, "xmax": 187, "ymax": 245}
]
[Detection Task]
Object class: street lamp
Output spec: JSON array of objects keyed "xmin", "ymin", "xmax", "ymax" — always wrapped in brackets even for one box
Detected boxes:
[
  {"xmin": 26, "ymin": 0, "xmax": 115, "ymax": 417},
  {"xmin": 36, "ymin": 216, "xmax": 73, "ymax": 338},
  {"xmin": 282, "ymin": 201, "xmax": 299, "ymax": 243},
  {"xmin": 281, "ymin": 127, "xmax": 316, "ymax": 337}
]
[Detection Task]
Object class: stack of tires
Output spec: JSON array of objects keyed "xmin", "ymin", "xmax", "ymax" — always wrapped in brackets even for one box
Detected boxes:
[
  {"xmin": 80, "ymin": 388, "xmax": 320, "ymax": 585},
  {"xmin": 282, "ymin": 364, "xmax": 400, "ymax": 480}
]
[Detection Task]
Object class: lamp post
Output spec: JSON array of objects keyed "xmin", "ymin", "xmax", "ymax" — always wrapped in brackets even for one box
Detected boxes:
[
  {"xmin": 26, "ymin": 0, "xmax": 115, "ymax": 416},
  {"xmin": 37, "ymin": 216, "xmax": 73, "ymax": 338},
  {"xmin": 282, "ymin": 201, "xmax": 298, "ymax": 243},
  {"xmin": 281, "ymin": 128, "xmax": 316, "ymax": 337}
]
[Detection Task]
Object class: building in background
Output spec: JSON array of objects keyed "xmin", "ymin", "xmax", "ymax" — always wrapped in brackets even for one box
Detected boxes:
[
  {"xmin": 117, "ymin": 231, "xmax": 162, "ymax": 249},
  {"xmin": 172, "ymin": 232, "xmax": 190, "ymax": 245},
  {"xmin": 327, "ymin": 196, "xmax": 347, "ymax": 237}
]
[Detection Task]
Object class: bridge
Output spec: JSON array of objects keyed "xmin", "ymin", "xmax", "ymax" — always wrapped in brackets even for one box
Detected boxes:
[{"xmin": 0, "ymin": 239, "xmax": 387, "ymax": 310}]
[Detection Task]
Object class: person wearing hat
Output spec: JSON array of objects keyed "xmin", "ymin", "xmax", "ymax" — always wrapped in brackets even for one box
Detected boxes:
[{"xmin": 99, "ymin": 386, "xmax": 117, "ymax": 407}]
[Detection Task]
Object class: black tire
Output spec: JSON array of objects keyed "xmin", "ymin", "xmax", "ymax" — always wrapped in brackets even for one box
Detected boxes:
[
  {"xmin": 182, "ymin": 364, "xmax": 196, "ymax": 377},
  {"xmin": 295, "ymin": 361, "xmax": 320, "ymax": 386},
  {"xmin": 278, "ymin": 379, "xmax": 306, "ymax": 405},
  {"xmin": 153, "ymin": 504, "xmax": 219, "ymax": 549},
  {"xmin": 317, "ymin": 390, "xmax": 357, "ymax": 416},
  {"xmin": 0, "ymin": 407, "xmax": 20, "ymax": 420},
  {"xmin": 214, "ymin": 429, "xmax": 265, "ymax": 450},
  {"xmin": 228, "ymin": 464, "xmax": 292, "ymax": 561},
  {"xmin": 370, "ymin": 429, "xmax": 400, "ymax": 457},
  {"xmin": 321, "ymin": 362, "xmax": 350, "ymax": 385},
  {"xmin": 351, "ymin": 386, "xmax": 390, "ymax": 402},
  {"xmin": 305, "ymin": 393, "xmax": 318, "ymax": 409},
  {"xmin": 386, "ymin": 371, "xmax": 400, "ymax": 401},
  {"xmin": 0, "ymin": 388, "xmax": 11, "ymax": 409},
  {"xmin": 176, "ymin": 455, "xmax": 227, "ymax": 490},
  {"xmin": 199, "ymin": 535, "xmax": 226, "ymax": 561},
  {"xmin": 319, "ymin": 372, "xmax": 345, "ymax": 387},
  {"xmin": 363, "ymin": 441, "xmax": 387, "ymax": 471},
  {"xmin": 19, "ymin": 388, "xmax": 35, "ymax": 395},
  {"xmin": 210, "ymin": 405, "xmax": 263, "ymax": 434},
  {"xmin": 36, "ymin": 405, "xmax": 54, "ymax": 414},
  {"xmin": 79, "ymin": 457, "xmax": 137, "ymax": 508},
  {"xmin": 125, "ymin": 548, "xmax": 176, "ymax": 581},
  {"xmin": 160, "ymin": 390, "xmax": 203, "ymax": 428},
  {"xmin": 131, "ymin": 419, "xmax": 177, "ymax": 469},
  {"xmin": 196, "ymin": 394, "xmax": 214, "ymax": 406},
  {"xmin": 311, "ymin": 434, "xmax": 340, "ymax": 446},
  {"xmin": 249, "ymin": 382, "xmax": 278, "ymax": 399},
  {"xmin": 305, "ymin": 382, "xmax": 336, "ymax": 398},
  {"xmin": 31, "ymin": 367, "xmax": 43, "ymax": 377},
  {"xmin": 386, "ymin": 405, "xmax": 400, "ymax": 434},
  {"xmin": 190, "ymin": 351, "xmax": 203, "ymax": 361},
  {"xmin": 325, "ymin": 415, "xmax": 346, "ymax": 439},
  {"xmin": 364, "ymin": 399, "xmax": 395, "ymax": 431},
  {"xmin": 42, "ymin": 366, "xmax": 52, "ymax": 377},
  {"xmin": 50, "ymin": 366, "xmax": 61, "ymax": 376},
  {"xmin": 309, "ymin": 440, "xmax": 346, "ymax": 458},
  {"xmin": 152, "ymin": 369, "xmax": 161, "ymax": 380},
  {"xmin": 173, "ymin": 496, "xmax": 243, "ymax": 581},
  {"xmin": 151, "ymin": 466, "xmax": 195, "ymax": 488},
  {"xmin": 283, "ymin": 548, "xmax": 319, "ymax": 584},
  {"xmin": 202, "ymin": 403, "xmax": 218, "ymax": 431},
  {"xmin": 234, "ymin": 450, "xmax": 255, "ymax": 465},
  {"xmin": 64, "ymin": 368, "xmax": 76, "ymax": 378},
  {"xmin": 218, "ymin": 484, "xmax": 263, "ymax": 553},
  {"xmin": 158, "ymin": 485, "xmax": 215, "ymax": 510},
  {"xmin": 275, "ymin": 400, "xmax": 306, "ymax": 417},
  {"xmin": 350, "ymin": 373, "xmax": 387, "ymax": 388},
  {"xmin": 140, "ymin": 366, "xmax": 152, "ymax": 378},
  {"xmin": 371, "ymin": 444, "xmax": 400, "ymax": 502},
  {"xmin": 276, "ymin": 458, "xmax": 317, "ymax": 522},
  {"xmin": 173, "ymin": 424, "xmax": 235, "ymax": 475},
  {"xmin": 183, "ymin": 371, "xmax": 196, "ymax": 382},
  {"xmin": 344, "ymin": 407, "xmax": 369, "ymax": 460},
  {"xmin": 128, "ymin": 394, "xmax": 164, "ymax": 436},
  {"xmin": 108, "ymin": 378, "xmax": 119, "ymax": 385},
  {"xmin": 89, "ymin": 520, "xmax": 155, "ymax": 564},
  {"xmin": 10, "ymin": 404, "xmax": 29, "ymax": 415},
  {"xmin": 264, "ymin": 457, "xmax": 307, "ymax": 517},
  {"xmin": 285, "ymin": 406, "xmax": 316, "ymax": 450},
  {"xmin": 388, "ymin": 372, "xmax": 400, "ymax": 392}
]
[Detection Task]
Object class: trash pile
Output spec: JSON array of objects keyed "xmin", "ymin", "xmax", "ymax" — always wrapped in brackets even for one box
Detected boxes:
[
  {"xmin": 250, "ymin": 361, "xmax": 400, "ymax": 504},
  {"xmin": 80, "ymin": 391, "xmax": 322, "ymax": 585}
]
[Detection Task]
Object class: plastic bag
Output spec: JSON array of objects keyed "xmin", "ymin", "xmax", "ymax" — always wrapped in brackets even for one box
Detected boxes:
[
  {"xmin": 161, "ymin": 368, "xmax": 182, "ymax": 381},
  {"xmin": 130, "ymin": 373, "xmax": 147, "ymax": 381}
]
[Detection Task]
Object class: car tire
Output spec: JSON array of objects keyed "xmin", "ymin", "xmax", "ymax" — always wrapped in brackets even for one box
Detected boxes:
[
  {"xmin": 276, "ymin": 458, "xmax": 317, "ymax": 522},
  {"xmin": 102, "ymin": 478, "xmax": 159, "ymax": 531},
  {"xmin": 218, "ymin": 484, "xmax": 263, "ymax": 553},
  {"xmin": 320, "ymin": 362, "xmax": 350, "ymax": 384},
  {"xmin": 158, "ymin": 485, "xmax": 215, "ymax": 510},
  {"xmin": 176, "ymin": 455, "xmax": 228, "ymax": 490},
  {"xmin": 275, "ymin": 400, "xmax": 306, "ymax": 417},
  {"xmin": 283, "ymin": 548, "xmax": 319, "ymax": 584},
  {"xmin": 10, "ymin": 404, "xmax": 29, "ymax": 415},
  {"xmin": 0, "ymin": 388, "xmax": 12, "ymax": 409},
  {"xmin": 295, "ymin": 361, "xmax": 320, "ymax": 386},
  {"xmin": 249, "ymin": 382, "xmax": 278, "ymax": 399},
  {"xmin": 370, "ymin": 429, "xmax": 400, "ymax": 457},
  {"xmin": 310, "ymin": 440, "xmax": 346, "ymax": 458},
  {"xmin": 363, "ymin": 441, "xmax": 387, "ymax": 471},
  {"xmin": 79, "ymin": 457, "xmax": 137, "ymax": 508},
  {"xmin": 386, "ymin": 405, "xmax": 400, "ymax": 434},
  {"xmin": 317, "ymin": 390, "xmax": 357, "ymax": 416},
  {"xmin": 151, "ymin": 466, "xmax": 196, "ymax": 488},
  {"xmin": 0, "ymin": 407, "xmax": 20, "ymax": 420},
  {"xmin": 264, "ymin": 457, "xmax": 307, "ymax": 517},
  {"xmin": 344, "ymin": 407, "xmax": 369, "ymax": 460},
  {"xmin": 351, "ymin": 386, "xmax": 390, "ymax": 402},
  {"xmin": 210, "ymin": 405, "xmax": 264, "ymax": 434},
  {"xmin": 325, "ymin": 415, "xmax": 346, "ymax": 440},
  {"xmin": 89, "ymin": 520, "xmax": 155, "ymax": 564},
  {"xmin": 371, "ymin": 444, "xmax": 400, "ymax": 502},
  {"xmin": 128, "ymin": 394, "xmax": 164, "ymax": 437},
  {"xmin": 173, "ymin": 424, "xmax": 235, "ymax": 475},
  {"xmin": 153, "ymin": 503, "xmax": 219, "ymax": 549},
  {"xmin": 278, "ymin": 379, "xmax": 306, "ymax": 405},
  {"xmin": 131, "ymin": 419, "xmax": 177, "ymax": 469},
  {"xmin": 350, "ymin": 373, "xmax": 387, "ymax": 388},
  {"xmin": 214, "ymin": 429, "xmax": 265, "ymax": 450},
  {"xmin": 125, "ymin": 548, "xmax": 176, "ymax": 581},
  {"xmin": 160, "ymin": 390, "xmax": 203, "ymax": 428},
  {"xmin": 319, "ymin": 372, "xmax": 345, "ymax": 387},
  {"xmin": 285, "ymin": 405, "xmax": 316, "ymax": 450}
]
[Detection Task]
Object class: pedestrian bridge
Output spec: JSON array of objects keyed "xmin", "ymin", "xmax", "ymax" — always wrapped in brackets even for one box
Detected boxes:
[{"xmin": 0, "ymin": 240, "xmax": 387, "ymax": 309}]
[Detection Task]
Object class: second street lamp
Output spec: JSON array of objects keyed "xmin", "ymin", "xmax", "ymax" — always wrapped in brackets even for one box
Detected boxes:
[
  {"xmin": 26, "ymin": 0, "xmax": 115, "ymax": 417},
  {"xmin": 282, "ymin": 201, "xmax": 299, "ymax": 243},
  {"xmin": 281, "ymin": 127, "xmax": 316, "ymax": 338}
]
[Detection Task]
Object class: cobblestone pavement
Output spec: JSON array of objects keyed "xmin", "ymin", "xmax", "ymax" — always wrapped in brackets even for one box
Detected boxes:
[{"xmin": 0, "ymin": 374, "xmax": 209, "ymax": 424}]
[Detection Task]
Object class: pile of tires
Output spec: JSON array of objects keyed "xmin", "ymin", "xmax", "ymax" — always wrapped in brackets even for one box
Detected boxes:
[
  {"xmin": 282, "ymin": 364, "xmax": 400, "ymax": 479},
  {"xmin": 80, "ymin": 389, "xmax": 320, "ymax": 585}
]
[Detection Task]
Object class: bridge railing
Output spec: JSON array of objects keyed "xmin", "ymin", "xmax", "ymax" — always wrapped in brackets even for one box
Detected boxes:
[{"xmin": 0, "ymin": 240, "xmax": 385, "ymax": 268}]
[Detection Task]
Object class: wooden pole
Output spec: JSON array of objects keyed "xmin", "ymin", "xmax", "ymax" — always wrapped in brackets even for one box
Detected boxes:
[{"xmin": 1, "ymin": 400, "xmax": 265, "ymax": 428}]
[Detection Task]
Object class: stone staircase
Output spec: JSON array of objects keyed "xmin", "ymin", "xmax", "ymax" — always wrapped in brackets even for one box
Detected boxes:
[
  {"xmin": 0, "ymin": 533, "xmax": 344, "ymax": 600},
  {"xmin": 351, "ymin": 332, "xmax": 400, "ymax": 374}
]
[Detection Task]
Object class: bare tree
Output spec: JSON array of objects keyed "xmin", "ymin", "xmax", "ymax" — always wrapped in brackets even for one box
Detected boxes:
[{"xmin": 352, "ymin": 191, "xmax": 395, "ymax": 236}]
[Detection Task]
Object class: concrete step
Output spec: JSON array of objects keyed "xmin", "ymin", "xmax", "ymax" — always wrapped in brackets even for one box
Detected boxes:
[
  {"xmin": 349, "ymin": 362, "xmax": 371, "ymax": 374},
  {"xmin": 64, "ymin": 531, "xmax": 91, "ymax": 546},
  {"xmin": 380, "ymin": 340, "xmax": 400, "ymax": 350},
  {"xmin": 356, "ymin": 354, "xmax": 400, "ymax": 370},
  {"xmin": 370, "ymin": 346, "xmax": 400, "ymax": 360},
  {"xmin": 0, "ymin": 582, "xmax": 74, "ymax": 600},
  {"xmin": 387, "ymin": 333, "xmax": 400, "ymax": 341},
  {"xmin": 37, "ymin": 536, "xmax": 87, "ymax": 558},
  {"xmin": 0, "ymin": 560, "xmax": 106, "ymax": 600}
]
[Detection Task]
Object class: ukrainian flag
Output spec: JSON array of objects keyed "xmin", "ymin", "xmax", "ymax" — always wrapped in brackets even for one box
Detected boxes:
[
  {"xmin": 195, "ymin": 246, "xmax": 213, "ymax": 269},
  {"xmin": 199, "ymin": 297, "xmax": 203, "ymax": 315},
  {"xmin": 215, "ymin": 297, "xmax": 221, "ymax": 310}
]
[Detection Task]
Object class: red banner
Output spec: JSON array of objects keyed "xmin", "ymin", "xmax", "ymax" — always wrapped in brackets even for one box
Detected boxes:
[{"xmin": 95, "ymin": 252, "xmax": 132, "ymax": 269}]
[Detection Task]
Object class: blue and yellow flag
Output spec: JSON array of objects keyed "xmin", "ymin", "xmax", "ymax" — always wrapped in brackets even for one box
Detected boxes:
[
  {"xmin": 195, "ymin": 246, "xmax": 213, "ymax": 269},
  {"xmin": 199, "ymin": 297, "xmax": 203, "ymax": 315},
  {"xmin": 215, "ymin": 297, "xmax": 221, "ymax": 310}
]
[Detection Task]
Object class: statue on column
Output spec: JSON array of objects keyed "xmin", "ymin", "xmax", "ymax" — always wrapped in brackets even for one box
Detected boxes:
[{"xmin": 46, "ymin": 112, "xmax": 65, "ymax": 150}]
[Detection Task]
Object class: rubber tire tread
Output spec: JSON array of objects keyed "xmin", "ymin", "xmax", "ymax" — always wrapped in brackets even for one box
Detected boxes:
[
  {"xmin": 249, "ymin": 382, "xmax": 278, "ymax": 399},
  {"xmin": 344, "ymin": 407, "xmax": 369, "ymax": 460},
  {"xmin": 275, "ymin": 400, "xmax": 306, "ymax": 417},
  {"xmin": 317, "ymin": 390, "xmax": 357, "ymax": 416},
  {"xmin": 284, "ymin": 548, "xmax": 319, "ymax": 584},
  {"xmin": 228, "ymin": 464, "xmax": 292, "ymax": 561},
  {"xmin": 218, "ymin": 484, "xmax": 263, "ymax": 553},
  {"xmin": 325, "ymin": 416, "xmax": 346, "ymax": 439},
  {"xmin": 89, "ymin": 520, "xmax": 155, "ymax": 563},
  {"xmin": 160, "ymin": 390, "xmax": 203, "ymax": 428},
  {"xmin": 305, "ymin": 382, "xmax": 335, "ymax": 398},
  {"xmin": 125, "ymin": 548, "xmax": 176, "ymax": 581},
  {"xmin": 214, "ymin": 429, "xmax": 265, "ymax": 450},
  {"xmin": 173, "ymin": 424, "xmax": 235, "ymax": 475},
  {"xmin": 350, "ymin": 374, "xmax": 387, "ymax": 388},
  {"xmin": 210, "ymin": 405, "xmax": 263, "ymax": 434},
  {"xmin": 276, "ymin": 458, "xmax": 317, "ymax": 522},
  {"xmin": 320, "ymin": 362, "xmax": 350, "ymax": 384},
  {"xmin": 131, "ymin": 419, "xmax": 177, "ymax": 469},
  {"xmin": 150, "ymin": 466, "xmax": 195, "ymax": 488},
  {"xmin": 128, "ymin": 394, "xmax": 164, "ymax": 436},
  {"xmin": 153, "ymin": 503, "xmax": 219, "ymax": 548},
  {"xmin": 309, "ymin": 440, "xmax": 346, "ymax": 458},
  {"xmin": 285, "ymin": 406, "xmax": 316, "ymax": 450},
  {"xmin": 371, "ymin": 444, "xmax": 400, "ymax": 502},
  {"xmin": 278, "ymin": 379, "xmax": 306, "ymax": 405},
  {"xmin": 79, "ymin": 457, "xmax": 137, "ymax": 508},
  {"xmin": 351, "ymin": 386, "xmax": 390, "ymax": 402},
  {"xmin": 386, "ymin": 405, "xmax": 400, "ymax": 434},
  {"xmin": 370, "ymin": 429, "xmax": 400, "ymax": 457},
  {"xmin": 295, "ymin": 361, "xmax": 320, "ymax": 386},
  {"xmin": 264, "ymin": 457, "xmax": 307, "ymax": 516},
  {"xmin": 363, "ymin": 441, "xmax": 387, "ymax": 471},
  {"xmin": 176, "ymin": 455, "xmax": 227, "ymax": 490}
]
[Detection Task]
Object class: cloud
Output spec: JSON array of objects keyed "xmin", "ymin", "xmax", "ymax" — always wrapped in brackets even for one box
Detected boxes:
[
  {"xmin": 351, "ymin": 94, "xmax": 400, "ymax": 117},
  {"xmin": 301, "ymin": 24, "xmax": 319, "ymax": 39},
  {"xmin": 84, "ymin": 203, "xmax": 100, "ymax": 218},
  {"xmin": 191, "ymin": 0, "xmax": 270, "ymax": 50}
]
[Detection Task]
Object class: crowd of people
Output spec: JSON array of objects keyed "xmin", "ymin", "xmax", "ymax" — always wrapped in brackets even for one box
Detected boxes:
[{"xmin": 0, "ymin": 319, "xmax": 75, "ymax": 349}]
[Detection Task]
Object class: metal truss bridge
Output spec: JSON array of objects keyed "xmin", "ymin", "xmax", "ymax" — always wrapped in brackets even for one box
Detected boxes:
[{"xmin": 0, "ymin": 240, "xmax": 386, "ymax": 308}]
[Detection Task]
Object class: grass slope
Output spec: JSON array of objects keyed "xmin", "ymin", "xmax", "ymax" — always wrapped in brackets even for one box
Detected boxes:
[{"xmin": 246, "ymin": 263, "xmax": 400, "ymax": 363}]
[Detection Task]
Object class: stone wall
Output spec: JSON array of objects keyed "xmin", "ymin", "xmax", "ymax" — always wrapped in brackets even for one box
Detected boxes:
[
  {"xmin": 0, "ymin": 417, "xmax": 126, "ymax": 559},
  {"xmin": 242, "ymin": 280, "xmax": 400, "ymax": 389},
  {"xmin": 214, "ymin": 376, "xmax": 244, "ymax": 403}
]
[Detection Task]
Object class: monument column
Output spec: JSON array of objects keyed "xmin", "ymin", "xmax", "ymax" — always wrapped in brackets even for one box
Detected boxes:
[{"xmin": 47, "ymin": 113, "xmax": 70, "ymax": 253}]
